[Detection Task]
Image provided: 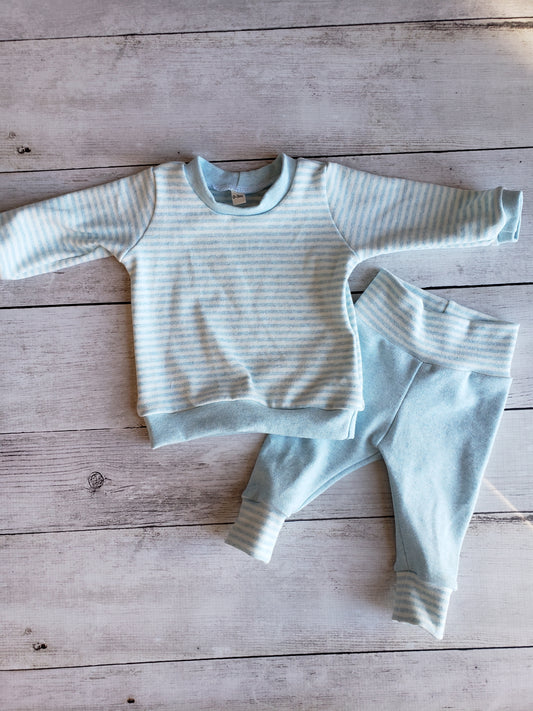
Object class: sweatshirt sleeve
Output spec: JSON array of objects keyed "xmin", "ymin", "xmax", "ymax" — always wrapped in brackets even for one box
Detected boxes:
[
  {"xmin": 326, "ymin": 162, "xmax": 523, "ymax": 260},
  {"xmin": 0, "ymin": 167, "xmax": 155, "ymax": 280}
]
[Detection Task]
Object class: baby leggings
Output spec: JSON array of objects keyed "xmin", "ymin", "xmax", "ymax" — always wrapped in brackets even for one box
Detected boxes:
[{"xmin": 226, "ymin": 269, "xmax": 518, "ymax": 639}]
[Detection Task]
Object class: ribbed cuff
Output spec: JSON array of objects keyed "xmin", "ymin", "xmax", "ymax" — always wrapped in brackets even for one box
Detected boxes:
[
  {"xmin": 498, "ymin": 189, "xmax": 523, "ymax": 243},
  {"xmin": 392, "ymin": 571, "xmax": 453, "ymax": 640},
  {"xmin": 225, "ymin": 499, "xmax": 286, "ymax": 563}
]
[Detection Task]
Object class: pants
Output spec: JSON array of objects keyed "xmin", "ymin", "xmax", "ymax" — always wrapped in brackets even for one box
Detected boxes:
[{"xmin": 226, "ymin": 269, "xmax": 518, "ymax": 639}]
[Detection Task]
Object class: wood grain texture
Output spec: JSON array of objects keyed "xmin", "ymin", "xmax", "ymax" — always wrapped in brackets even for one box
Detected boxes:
[
  {"xmin": 0, "ymin": 514, "xmax": 532, "ymax": 671},
  {"xmin": 1, "ymin": 21, "xmax": 532, "ymax": 171},
  {"xmin": 0, "ymin": 304, "xmax": 141, "ymax": 433},
  {"xmin": 0, "ymin": 286, "xmax": 529, "ymax": 436},
  {"xmin": 2, "ymin": 646, "xmax": 532, "ymax": 711},
  {"xmin": 1, "ymin": 0, "xmax": 531, "ymax": 40},
  {"xmin": 0, "ymin": 3, "xmax": 531, "ymax": 707},
  {"xmin": 0, "ymin": 148, "xmax": 530, "ymax": 308},
  {"xmin": 0, "ymin": 409, "xmax": 529, "ymax": 535}
]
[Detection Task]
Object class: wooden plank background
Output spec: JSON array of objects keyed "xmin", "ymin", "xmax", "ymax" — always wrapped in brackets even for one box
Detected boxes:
[
  {"xmin": 0, "ymin": 2, "xmax": 532, "ymax": 709},
  {"xmin": 2, "ymin": 21, "xmax": 533, "ymax": 171}
]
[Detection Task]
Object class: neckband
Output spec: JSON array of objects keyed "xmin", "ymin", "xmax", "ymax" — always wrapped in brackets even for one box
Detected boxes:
[{"xmin": 183, "ymin": 153, "xmax": 297, "ymax": 215}]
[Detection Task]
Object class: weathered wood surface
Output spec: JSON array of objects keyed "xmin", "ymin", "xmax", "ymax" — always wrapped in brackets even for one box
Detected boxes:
[
  {"xmin": 0, "ymin": 286, "xmax": 529, "ymax": 436},
  {"xmin": 1, "ymin": 514, "xmax": 532, "ymax": 671},
  {"xmin": 1, "ymin": 21, "xmax": 532, "ymax": 172},
  {"xmin": 0, "ymin": 409, "xmax": 529, "ymax": 535},
  {"xmin": 0, "ymin": 2, "xmax": 531, "ymax": 708},
  {"xmin": 2, "ymin": 646, "xmax": 532, "ymax": 711},
  {"xmin": 0, "ymin": 148, "xmax": 530, "ymax": 308},
  {"xmin": 1, "ymin": 0, "xmax": 531, "ymax": 40}
]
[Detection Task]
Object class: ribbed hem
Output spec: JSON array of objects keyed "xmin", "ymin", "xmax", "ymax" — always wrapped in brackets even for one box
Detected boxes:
[
  {"xmin": 356, "ymin": 269, "xmax": 519, "ymax": 377},
  {"xmin": 498, "ymin": 189, "xmax": 523, "ymax": 243},
  {"xmin": 225, "ymin": 499, "xmax": 286, "ymax": 563},
  {"xmin": 144, "ymin": 401, "xmax": 359, "ymax": 446},
  {"xmin": 392, "ymin": 571, "xmax": 453, "ymax": 640}
]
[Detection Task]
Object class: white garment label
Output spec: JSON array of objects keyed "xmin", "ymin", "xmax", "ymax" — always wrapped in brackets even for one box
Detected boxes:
[{"xmin": 231, "ymin": 190, "xmax": 247, "ymax": 206}]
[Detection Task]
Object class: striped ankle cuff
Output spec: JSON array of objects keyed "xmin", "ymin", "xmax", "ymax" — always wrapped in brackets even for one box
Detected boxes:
[
  {"xmin": 392, "ymin": 571, "xmax": 453, "ymax": 640},
  {"xmin": 225, "ymin": 499, "xmax": 286, "ymax": 563}
]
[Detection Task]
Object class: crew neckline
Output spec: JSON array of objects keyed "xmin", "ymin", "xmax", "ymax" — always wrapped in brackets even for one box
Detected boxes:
[{"xmin": 183, "ymin": 153, "xmax": 297, "ymax": 215}]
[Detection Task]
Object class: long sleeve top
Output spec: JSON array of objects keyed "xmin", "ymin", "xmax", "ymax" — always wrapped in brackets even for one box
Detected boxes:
[{"xmin": 0, "ymin": 154, "xmax": 522, "ymax": 444}]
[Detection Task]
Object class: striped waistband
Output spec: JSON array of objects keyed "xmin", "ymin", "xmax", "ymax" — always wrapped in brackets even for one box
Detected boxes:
[{"xmin": 355, "ymin": 270, "xmax": 519, "ymax": 377}]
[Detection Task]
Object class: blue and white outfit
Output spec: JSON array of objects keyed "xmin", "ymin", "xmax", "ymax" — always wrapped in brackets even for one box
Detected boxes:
[
  {"xmin": 0, "ymin": 155, "xmax": 522, "ymax": 445},
  {"xmin": 226, "ymin": 269, "xmax": 519, "ymax": 639},
  {"xmin": 0, "ymin": 155, "xmax": 523, "ymax": 637}
]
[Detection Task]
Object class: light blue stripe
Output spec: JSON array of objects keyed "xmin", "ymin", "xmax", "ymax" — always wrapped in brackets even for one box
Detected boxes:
[
  {"xmin": 394, "ymin": 603, "xmax": 441, "ymax": 623},
  {"xmin": 132, "ymin": 312, "xmax": 348, "ymax": 327},
  {"xmin": 395, "ymin": 588, "xmax": 449, "ymax": 615},
  {"xmin": 131, "ymin": 295, "xmax": 343, "ymax": 310},
  {"xmin": 133, "ymin": 332, "xmax": 355, "ymax": 348},
  {"xmin": 226, "ymin": 530, "xmax": 272, "ymax": 555},
  {"xmin": 134, "ymin": 351, "xmax": 356, "ymax": 369},
  {"xmin": 1, "ymin": 155, "xmax": 520, "ymax": 444},
  {"xmin": 131, "ymin": 277, "xmax": 342, "ymax": 291},
  {"xmin": 361, "ymin": 277, "xmax": 517, "ymax": 350},
  {"xmin": 357, "ymin": 301, "xmax": 512, "ymax": 375},
  {"xmin": 360, "ymin": 275, "xmax": 517, "ymax": 352},
  {"xmin": 356, "ymin": 291, "xmax": 515, "ymax": 368},
  {"xmin": 326, "ymin": 162, "xmax": 508, "ymax": 257},
  {"xmin": 357, "ymin": 297, "xmax": 514, "ymax": 362}
]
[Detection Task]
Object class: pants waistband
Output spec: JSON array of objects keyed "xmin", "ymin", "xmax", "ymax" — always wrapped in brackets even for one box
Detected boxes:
[{"xmin": 355, "ymin": 269, "xmax": 519, "ymax": 377}]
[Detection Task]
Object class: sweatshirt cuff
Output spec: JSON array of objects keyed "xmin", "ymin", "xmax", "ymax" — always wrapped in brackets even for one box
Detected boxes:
[
  {"xmin": 225, "ymin": 499, "xmax": 286, "ymax": 563},
  {"xmin": 392, "ymin": 571, "xmax": 453, "ymax": 640},
  {"xmin": 498, "ymin": 189, "xmax": 523, "ymax": 243}
]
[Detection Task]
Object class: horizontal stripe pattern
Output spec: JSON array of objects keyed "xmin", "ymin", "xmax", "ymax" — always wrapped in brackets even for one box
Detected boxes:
[
  {"xmin": 0, "ymin": 168, "xmax": 155, "ymax": 279},
  {"xmin": 125, "ymin": 159, "xmax": 364, "ymax": 423},
  {"xmin": 0, "ymin": 154, "xmax": 522, "ymax": 442},
  {"xmin": 225, "ymin": 499, "xmax": 287, "ymax": 564},
  {"xmin": 355, "ymin": 269, "xmax": 518, "ymax": 377},
  {"xmin": 326, "ymin": 162, "xmax": 522, "ymax": 258},
  {"xmin": 392, "ymin": 571, "xmax": 453, "ymax": 640}
]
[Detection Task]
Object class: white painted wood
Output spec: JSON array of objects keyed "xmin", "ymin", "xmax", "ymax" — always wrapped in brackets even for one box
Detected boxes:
[
  {"xmin": 0, "ymin": 410, "xmax": 529, "ymax": 535},
  {"xmin": 2, "ymin": 647, "xmax": 532, "ymax": 711},
  {"xmin": 0, "ymin": 148, "xmax": 530, "ymax": 308},
  {"xmin": 0, "ymin": 286, "xmax": 529, "ymax": 436},
  {"xmin": 0, "ymin": 4, "xmax": 531, "ymax": 709},
  {"xmin": 0, "ymin": 304, "xmax": 141, "ymax": 433},
  {"xmin": 0, "ymin": 514, "xmax": 531, "ymax": 671},
  {"xmin": 0, "ymin": 429, "xmax": 264, "ymax": 533},
  {"xmin": 0, "ymin": 165, "xmax": 144, "ymax": 212},
  {"xmin": 1, "ymin": 21, "xmax": 532, "ymax": 171},
  {"xmin": 0, "ymin": 257, "xmax": 129, "ymax": 308},
  {"xmin": 1, "ymin": 0, "xmax": 531, "ymax": 40}
]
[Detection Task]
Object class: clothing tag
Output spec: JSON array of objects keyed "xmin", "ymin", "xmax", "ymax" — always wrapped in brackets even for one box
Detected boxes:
[{"xmin": 231, "ymin": 190, "xmax": 247, "ymax": 206}]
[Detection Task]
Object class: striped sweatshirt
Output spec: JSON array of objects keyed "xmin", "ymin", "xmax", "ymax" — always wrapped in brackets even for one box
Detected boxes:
[{"xmin": 0, "ymin": 154, "xmax": 522, "ymax": 444}]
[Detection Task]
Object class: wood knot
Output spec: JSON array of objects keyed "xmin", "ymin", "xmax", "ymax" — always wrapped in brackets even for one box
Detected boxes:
[
  {"xmin": 32, "ymin": 642, "xmax": 47, "ymax": 651},
  {"xmin": 88, "ymin": 471, "xmax": 105, "ymax": 491},
  {"xmin": 127, "ymin": 699, "xmax": 135, "ymax": 704},
  {"xmin": 16, "ymin": 146, "xmax": 31, "ymax": 154}
]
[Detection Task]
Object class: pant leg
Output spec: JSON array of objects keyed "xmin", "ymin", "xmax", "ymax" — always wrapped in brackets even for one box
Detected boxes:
[
  {"xmin": 353, "ymin": 270, "xmax": 518, "ymax": 639},
  {"xmin": 225, "ymin": 319, "xmax": 422, "ymax": 562},
  {"xmin": 227, "ymin": 268, "xmax": 518, "ymax": 642},
  {"xmin": 379, "ymin": 363, "xmax": 512, "ymax": 639}
]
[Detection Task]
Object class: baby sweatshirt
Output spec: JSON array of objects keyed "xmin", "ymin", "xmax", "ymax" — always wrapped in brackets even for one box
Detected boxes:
[{"xmin": 0, "ymin": 154, "xmax": 522, "ymax": 445}]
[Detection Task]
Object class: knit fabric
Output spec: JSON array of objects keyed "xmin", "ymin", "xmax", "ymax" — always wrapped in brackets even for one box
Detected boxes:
[
  {"xmin": 0, "ymin": 155, "xmax": 522, "ymax": 444},
  {"xmin": 393, "ymin": 572, "xmax": 452, "ymax": 640},
  {"xmin": 227, "ymin": 269, "xmax": 518, "ymax": 638}
]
